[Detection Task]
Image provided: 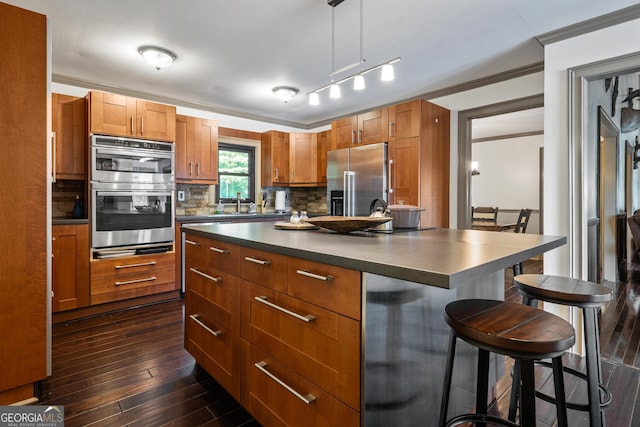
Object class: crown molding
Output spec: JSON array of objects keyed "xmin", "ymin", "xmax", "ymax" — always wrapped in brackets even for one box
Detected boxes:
[{"xmin": 537, "ymin": 4, "xmax": 640, "ymax": 45}]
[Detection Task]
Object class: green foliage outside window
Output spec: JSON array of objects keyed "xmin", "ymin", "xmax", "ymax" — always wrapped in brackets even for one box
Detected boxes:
[{"xmin": 217, "ymin": 143, "xmax": 255, "ymax": 202}]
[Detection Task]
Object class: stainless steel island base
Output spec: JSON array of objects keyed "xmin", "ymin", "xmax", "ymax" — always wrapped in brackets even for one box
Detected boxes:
[{"xmin": 363, "ymin": 271, "xmax": 505, "ymax": 427}]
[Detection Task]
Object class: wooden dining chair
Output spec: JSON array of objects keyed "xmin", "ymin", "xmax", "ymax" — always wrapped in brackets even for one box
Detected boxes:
[
  {"xmin": 472, "ymin": 206, "xmax": 499, "ymax": 223},
  {"xmin": 512, "ymin": 209, "xmax": 533, "ymax": 275}
]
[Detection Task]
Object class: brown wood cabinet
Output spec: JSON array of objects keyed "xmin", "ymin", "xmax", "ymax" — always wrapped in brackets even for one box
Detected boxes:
[
  {"xmin": 316, "ymin": 129, "xmax": 330, "ymax": 184},
  {"xmin": 175, "ymin": 114, "xmax": 219, "ymax": 183},
  {"xmin": 0, "ymin": 3, "xmax": 48, "ymax": 405},
  {"xmin": 183, "ymin": 231, "xmax": 362, "ymax": 426},
  {"xmin": 289, "ymin": 133, "xmax": 318, "ymax": 186},
  {"xmin": 87, "ymin": 91, "xmax": 176, "ymax": 141},
  {"xmin": 90, "ymin": 252, "xmax": 177, "ymax": 305},
  {"xmin": 52, "ymin": 93, "xmax": 87, "ymax": 180},
  {"xmin": 388, "ymin": 99, "xmax": 450, "ymax": 227},
  {"xmin": 389, "ymin": 137, "xmax": 420, "ymax": 206},
  {"xmin": 261, "ymin": 131, "xmax": 290, "ymax": 186},
  {"xmin": 52, "ymin": 224, "xmax": 90, "ymax": 312},
  {"xmin": 331, "ymin": 108, "xmax": 389, "ymax": 149},
  {"xmin": 184, "ymin": 234, "xmax": 243, "ymax": 400}
]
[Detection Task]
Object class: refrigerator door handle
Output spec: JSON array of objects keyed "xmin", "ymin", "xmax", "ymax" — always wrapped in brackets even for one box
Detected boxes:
[
  {"xmin": 344, "ymin": 171, "xmax": 356, "ymax": 216},
  {"xmin": 388, "ymin": 159, "xmax": 394, "ymax": 194}
]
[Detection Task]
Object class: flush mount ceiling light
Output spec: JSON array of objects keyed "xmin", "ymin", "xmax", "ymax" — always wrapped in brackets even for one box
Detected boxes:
[
  {"xmin": 307, "ymin": 0, "xmax": 400, "ymax": 106},
  {"xmin": 272, "ymin": 86, "xmax": 299, "ymax": 103},
  {"xmin": 138, "ymin": 45, "xmax": 177, "ymax": 70}
]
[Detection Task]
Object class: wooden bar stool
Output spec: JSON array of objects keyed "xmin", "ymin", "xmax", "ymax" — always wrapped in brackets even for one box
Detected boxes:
[
  {"xmin": 439, "ymin": 299, "xmax": 575, "ymax": 427},
  {"xmin": 508, "ymin": 274, "xmax": 613, "ymax": 427}
]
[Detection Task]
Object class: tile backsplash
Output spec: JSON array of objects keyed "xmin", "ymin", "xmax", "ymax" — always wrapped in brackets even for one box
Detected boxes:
[{"xmin": 175, "ymin": 184, "xmax": 327, "ymax": 216}]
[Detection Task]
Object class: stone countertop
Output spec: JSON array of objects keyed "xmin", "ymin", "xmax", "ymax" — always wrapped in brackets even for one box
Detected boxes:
[{"xmin": 182, "ymin": 222, "xmax": 566, "ymax": 289}]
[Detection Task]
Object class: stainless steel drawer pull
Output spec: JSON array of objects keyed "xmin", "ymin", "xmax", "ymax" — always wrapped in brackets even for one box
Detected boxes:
[
  {"xmin": 189, "ymin": 267, "xmax": 222, "ymax": 283},
  {"xmin": 185, "ymin": 239, "xmax": 200, "ymax": 246},
  {"xmin": 209, "ymin": 246, "xmax": 230, "ymax": 254},
  {"xmin": 115, "ymin": 261, "xmax": 157, "ymax": 269},
  {"xmin": 296, "ymin": 269, "xmax": 334, "ymax": 282},
  {"xmin": 254, "ymin": 361, "xmax": 316, "ymax": 405},
  {"xmin": 244, "ymin": 256, "xmax": 272, "ymax": 266},
  {"xmin": 189, "ymin": 314, "xmax": 222, "ymax": 336},
  {"xmin": 254, "ymin": 296, "xmax": 316, "ymax": 322},
  {"xmin": 115, "ymin": 276, "xmax": 156, "ymax": 286}
]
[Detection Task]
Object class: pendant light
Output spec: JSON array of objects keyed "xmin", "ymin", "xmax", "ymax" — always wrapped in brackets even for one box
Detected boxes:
[
  {"xmin": 329, "ymin": 84, "xmax": 341, "ymax": 99},
  {"xmin": 381, "ymin": 63, "xmax": 395, "ymax": 81},
  {"xmin": 353, "ymin": 74, "xmax": 365, "ymax": 90}
]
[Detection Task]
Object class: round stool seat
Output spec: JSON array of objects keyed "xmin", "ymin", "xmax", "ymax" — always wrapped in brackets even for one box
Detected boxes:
[
  {"xmin": 445, "ymin": 299, "xmax": 575, "ymax": 359},
  {"xmin": 510, "ymin": 274, "xmax": 613, "ymax": 426},
  {"xmin": 514, "ymin": 274, "xmax": 613, "ymax": 308},
  {"xmin": 441, "ymin": 299, "xmax": 575, "ymax": 427}
]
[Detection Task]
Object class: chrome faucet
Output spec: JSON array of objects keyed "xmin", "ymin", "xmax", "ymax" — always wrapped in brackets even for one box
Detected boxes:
[{"xmin": 236, "ymin": 192, "xmax": 241, "ymax": 213}]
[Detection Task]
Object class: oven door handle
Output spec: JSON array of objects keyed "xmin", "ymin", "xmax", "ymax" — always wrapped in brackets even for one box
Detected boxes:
[
  {"xmin": 94, "ymin": 191, "xmax": 172, "ymax": 197},
  {"xmin": 94, "ymin": 147, "xmax": 173, "ymax": 159}
]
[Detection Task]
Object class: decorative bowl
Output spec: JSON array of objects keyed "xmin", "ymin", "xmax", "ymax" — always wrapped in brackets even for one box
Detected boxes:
[{"xmin": 305, "ymin": 216, "xmax": 392, "ymax": 233}]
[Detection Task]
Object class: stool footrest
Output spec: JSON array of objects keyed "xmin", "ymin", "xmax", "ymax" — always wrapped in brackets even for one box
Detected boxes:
[
  {"xmin": 535, "ymin": 360, "xmax": 612, "ymax": 410},
  {"xmin": 446, "ymin": 413, "xmax": 519, "ymax": 427}
]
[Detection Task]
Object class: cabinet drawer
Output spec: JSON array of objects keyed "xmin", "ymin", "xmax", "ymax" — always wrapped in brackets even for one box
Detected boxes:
[
  {"xmin": 187, "ymin": 265, "xmax": 239, "ymax": 312},
  {"xmin": 91, "ymin": 252, "xmax": 175, "ymax": 277},
  {"xmin": 287, "ymin": 258, "xmax": 361, "ymax": 320},
  {"xmin": 248, "ymin": 346, "xmax": 359, "ymax": 427},
  {"xmin": 184, "ymin": 233, "xmax": 211, "ymax": 264},
  {"xmin": 240, "ymin": 247, "xmax": 287, "ymax": 292},
  {"xmin": 247, "ymin": 283, "xmax": 360, "ymax": 410},
  {"xmin": 91, "ymin": 266, "xmax": 175, "ymax": 295},
  {"xmin": 186, "ymin": 290, "xmax": 238, "ymax": 397},
  {"xmin": 206, "ymin": 238, "xmax": 242, "ymax": 276}
]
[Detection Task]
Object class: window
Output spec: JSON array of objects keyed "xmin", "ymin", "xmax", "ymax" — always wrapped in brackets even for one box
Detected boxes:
[{"xmin": 217, "ymin": 143, "xmax": 256, "ymax": 202}]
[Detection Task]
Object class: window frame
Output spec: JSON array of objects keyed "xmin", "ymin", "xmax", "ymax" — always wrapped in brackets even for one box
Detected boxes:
[{"xmin": 216, "ymin": 142, "xmax": 256, "ymax": 203}]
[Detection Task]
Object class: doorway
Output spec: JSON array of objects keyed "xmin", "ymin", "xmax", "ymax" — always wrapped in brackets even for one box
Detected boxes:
[
  {"xmin": 457, "ymin": 94, "xmax": 544, "ymax": 229},
  {"xmin": 594, "ymin": 107, "xmax": 621, "ymax": 283}
]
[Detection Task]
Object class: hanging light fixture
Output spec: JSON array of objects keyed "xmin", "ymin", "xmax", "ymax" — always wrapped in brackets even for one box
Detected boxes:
[
  {"xmin": 380, "ymin": 63, "xmax": 395, "ymax": 81},
  {"xmin": 272, "ymin": 86, "xmax": 299, "ymax": 103},
  {"xmin": 308, "ymin": 92, "xmax": 320, "ymax": 106},
  {"xmin": 306, "ymin": 0, "xmax": 400, "ymax": 105},
  {"xmin": 138, "ymin": 45, "xmax": 177, "ymax": 70},
  {"xmin": 329, "ymin": 84, "xmax": 341, "ymax": 99}
]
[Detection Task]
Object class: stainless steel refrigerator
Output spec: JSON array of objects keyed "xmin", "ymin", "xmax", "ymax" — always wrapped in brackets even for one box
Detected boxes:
[{"xmin": 327, "ymin": 142, "xmax": 388, "ymax": 216}]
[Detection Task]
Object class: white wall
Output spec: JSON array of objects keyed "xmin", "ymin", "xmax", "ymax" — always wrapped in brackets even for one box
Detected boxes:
[
  {"xmin": 431, "ymin": 72, "xmax": 545, "ymax": 228},
  {"xmin": 544, "ymin": 18, "xmax": 640, "ymax": 278},
  {"xmin": 471, "ymin": 135, "xmax": 543, "ymax": 209},
  {"xmin": 471, "ymin": 134, "xmax": 543, "ymax": 233}
]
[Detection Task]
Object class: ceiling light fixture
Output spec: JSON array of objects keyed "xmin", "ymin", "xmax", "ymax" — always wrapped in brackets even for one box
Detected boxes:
[
  {"xmin": 307, "ymin": 0, "xmax": 400, "ymax": 106},
  {"xmin": 138, "ymin": 45, "xmax": 177, "ymax": 70},
  {"xmin": 272, "ymin": 86, "xmax": 299, "ymax": 103}
]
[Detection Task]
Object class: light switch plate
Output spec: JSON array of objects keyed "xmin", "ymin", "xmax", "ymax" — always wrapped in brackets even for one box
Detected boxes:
[{"xmin": 177, "ymin": 190, "xmax": 185, "ymax": 201}]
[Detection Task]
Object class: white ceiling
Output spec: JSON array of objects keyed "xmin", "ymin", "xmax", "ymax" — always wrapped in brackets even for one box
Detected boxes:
[
  {"xmin": 473, "ymin": 108, "xmax": 544, "ymax": 140},
  {"xmin": 5, "ymin": 0, "xmax": 640, "ymax": 129}
]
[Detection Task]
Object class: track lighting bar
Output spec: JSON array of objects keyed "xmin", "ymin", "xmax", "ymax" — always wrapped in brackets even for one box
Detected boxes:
[{"xmin": 306, "ymin": 57, "xmax": 400, "ymax": 96}]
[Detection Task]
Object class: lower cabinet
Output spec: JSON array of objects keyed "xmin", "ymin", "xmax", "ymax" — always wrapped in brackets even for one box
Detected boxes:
[
  {"xmin": 52, "ymin": 224, "xmax": 90, "ymax": 312},
  {"xmin": 184, "ymin": 232, "xmax": 362, "ymax": 426},
  {"xmin": 90, "ymin": 251, "xmax": 177, "ymax": 305}
]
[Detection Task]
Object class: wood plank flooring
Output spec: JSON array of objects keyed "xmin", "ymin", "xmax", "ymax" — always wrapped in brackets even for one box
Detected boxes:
[
  {"xmin": 40, "ymin": 259, "xmax": 640, "ymax": 426},
  {"xmin": 40, "ymin": 300, "xmax": 258, "ymax": 426}
]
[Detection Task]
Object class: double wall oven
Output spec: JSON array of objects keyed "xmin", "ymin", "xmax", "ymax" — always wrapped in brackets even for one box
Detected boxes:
[{"xmin": 91, "ymin": 135, "xmax": 175, "ymax": 251}]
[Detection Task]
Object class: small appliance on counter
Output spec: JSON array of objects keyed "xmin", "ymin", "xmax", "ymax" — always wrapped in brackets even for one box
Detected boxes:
[{"xmin": 275, "ymin": 190, "xmax": 286, "ymax": 213}]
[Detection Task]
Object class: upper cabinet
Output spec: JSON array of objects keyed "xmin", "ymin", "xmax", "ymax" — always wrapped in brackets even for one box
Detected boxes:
[
  {"xmin": 52, "ymin": 93, "xmax": 87, "ymax": 180},
  {"xmin": 87, "ymin": 91, "xmax": 176, "ymax": 142},
  {"xmin": 331, "ymin": 108, "xmax": 389, "ymax": 149},
  {"xmin": 175, "ymin": 114, "xmax": 219, "ymax": 184},
  {"xmin": 389, "ymin": 99, "xmax": 421, "ymax": 141},
  {"xmin": 261, "ymin": 131, "xmax": 290, "ymax": 186},
  {"xmin": 289, "ymin": 132, "xmax": 317, "ymax": 186},
  {"xmin": 316, "ymin": 129, "xmax": 331, "ymax": 185}
]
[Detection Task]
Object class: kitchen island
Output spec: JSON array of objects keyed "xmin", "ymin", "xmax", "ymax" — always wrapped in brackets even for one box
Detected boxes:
[{"xmin": 181, "ymin": 222, "xmax": 565, "ymax": 427}]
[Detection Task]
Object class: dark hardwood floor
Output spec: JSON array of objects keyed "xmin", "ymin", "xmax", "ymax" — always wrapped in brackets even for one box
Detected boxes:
[{"xmin": 41, "ymin": 259, "xmax": 640, "ymax": 426}]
